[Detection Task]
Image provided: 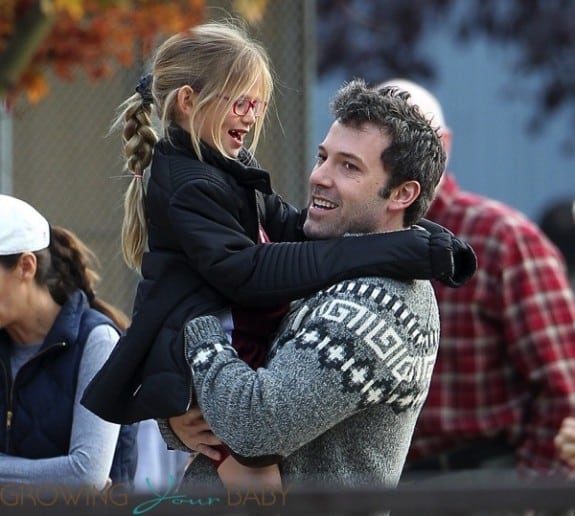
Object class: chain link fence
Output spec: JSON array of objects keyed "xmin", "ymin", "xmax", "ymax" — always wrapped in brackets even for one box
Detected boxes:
[
  {"xmin": 11, "ymin": 68, "xmax": 141, "ymax": 316},
  {"xmin": 8, "ymin": 0, "xmax": 315, "ymax": 317}
]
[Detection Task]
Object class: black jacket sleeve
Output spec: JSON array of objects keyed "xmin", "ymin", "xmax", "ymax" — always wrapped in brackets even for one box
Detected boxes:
[
  {"xmin": 169, "ymin": 178, "xmax": 476, "ymax": 308},
  {"xmin": 260, "ymin": 190, "xmax": 307, "ymax": 243}
]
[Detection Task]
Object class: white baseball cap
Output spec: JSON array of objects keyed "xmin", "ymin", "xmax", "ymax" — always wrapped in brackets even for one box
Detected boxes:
[{"xmin": 0, "ymin": 194, "xmax": 50, "ymax": 255}]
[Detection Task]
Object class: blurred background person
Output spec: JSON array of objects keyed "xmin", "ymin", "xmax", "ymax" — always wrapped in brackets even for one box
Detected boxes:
[
  {"xmin": 0, "ymin": 194, "xmax": 137, "ymax": 489},
  {"xmin": 545, "ymin": 198, "xmax": 575, "ymax": 470},
  {"xmin": 538, "ymin": 198, "xmax": 575, "ymax": 289},
  {"xmin": 380, "ymin": 79, "xmax": 575, "ymax": 482},
  {"xmin": 133, "ymin": 419, "xmax": 189, "ymax": 493}
]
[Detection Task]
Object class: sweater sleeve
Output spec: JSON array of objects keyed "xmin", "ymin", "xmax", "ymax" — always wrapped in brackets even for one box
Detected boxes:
[
  {"xmin": 0, "ymin": 326, "xmax": 121, "ymax": 489},
  {"xmin": 184, "ymin": 305, "xmax": 431, "ymax": 464},
  {"xmin": 169, "ymin": 179, "xmax": 468, "ymax": 307}
]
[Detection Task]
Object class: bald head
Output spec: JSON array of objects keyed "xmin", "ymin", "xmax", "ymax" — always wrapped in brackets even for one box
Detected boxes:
[{"xmin": 378, "ymin": 78, "xmax": 446, "ymax": 132}]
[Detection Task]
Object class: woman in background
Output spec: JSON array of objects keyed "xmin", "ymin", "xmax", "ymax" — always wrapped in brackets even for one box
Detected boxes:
[{"xmin": 0, "ymin": 194, "xmax": 136, "ymax": 489}]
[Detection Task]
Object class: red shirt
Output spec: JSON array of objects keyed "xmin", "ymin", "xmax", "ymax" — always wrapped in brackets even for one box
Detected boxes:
[{"xmin": 409, "ymin": 174, "xmax": 575, "ymax": 475}]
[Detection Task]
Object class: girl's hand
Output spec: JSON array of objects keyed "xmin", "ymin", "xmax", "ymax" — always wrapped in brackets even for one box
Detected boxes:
[{"xmin": 169, "ymin": 407, "xmax": 223, "ymax": 461}]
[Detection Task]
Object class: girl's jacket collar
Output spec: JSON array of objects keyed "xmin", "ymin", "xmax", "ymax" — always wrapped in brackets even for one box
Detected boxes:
[{"xmin": 166, "ymin": 125, "xmax": 273, "ymax": 194}]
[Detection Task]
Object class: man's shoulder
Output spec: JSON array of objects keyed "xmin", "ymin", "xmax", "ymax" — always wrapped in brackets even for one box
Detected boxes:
[
  {"xmin": 439, "ymin": 189, "xmax": 536, "ymax": 233},
  {"xmin": 291, "ymin": 277, "xmax": 437, "ymax": 326},
  {"xmin": 321, "ymin": 276, "xmax": 434, "ymax": 299}
]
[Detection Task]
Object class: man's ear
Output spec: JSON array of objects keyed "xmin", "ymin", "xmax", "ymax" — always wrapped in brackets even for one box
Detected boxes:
[
  {"xmin": 175, "ymin": 85, "xmax": 197, "ymax": 116},
  {"xmin": 389, "ymin": 180, "xmax": 421, "ymax": 211}
]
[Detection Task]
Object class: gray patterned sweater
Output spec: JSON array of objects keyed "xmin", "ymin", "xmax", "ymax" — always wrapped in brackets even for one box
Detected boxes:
[{"xmin": 163, "ymin": 276, "xmax": 440, "ymax": 490}]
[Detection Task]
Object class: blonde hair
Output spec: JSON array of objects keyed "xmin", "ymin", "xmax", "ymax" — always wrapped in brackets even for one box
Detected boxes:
[{"xmin": 115, "ymin": 21, "xmax": 274, "ymax": 270}]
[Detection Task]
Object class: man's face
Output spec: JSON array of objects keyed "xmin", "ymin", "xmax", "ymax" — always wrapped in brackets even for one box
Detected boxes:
[{"xmin": 303, "ymin": 121, "xmax": 392, "ymax": 240}]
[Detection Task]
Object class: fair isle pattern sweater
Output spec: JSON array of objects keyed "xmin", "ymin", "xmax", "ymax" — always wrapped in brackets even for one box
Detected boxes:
[{"xmin": 167, "ymin": 277, "xmax": 440, "ymax": 490}]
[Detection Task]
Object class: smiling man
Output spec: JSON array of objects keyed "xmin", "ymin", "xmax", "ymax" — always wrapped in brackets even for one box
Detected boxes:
[
  {"xmin": 161, "ymin": 78, "xmax": 449, "ymax": 490},
  {"xmin": 304, "ymin": 120, "xmax": 409, "ymax": 239}
]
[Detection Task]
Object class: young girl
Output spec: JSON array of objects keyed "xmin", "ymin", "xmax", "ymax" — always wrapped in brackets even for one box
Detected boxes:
[{"xmin": 82, "ymin": 21, "xmax": 474, "ymax": 490}]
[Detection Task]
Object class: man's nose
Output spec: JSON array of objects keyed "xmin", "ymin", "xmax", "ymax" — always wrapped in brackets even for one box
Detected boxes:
[{"xmin": 309, "ymin": 162, "xmax": 332, "ymax": 187}]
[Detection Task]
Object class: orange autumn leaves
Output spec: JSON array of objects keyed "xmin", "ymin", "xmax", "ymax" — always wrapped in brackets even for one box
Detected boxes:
[
  {"xmin": 0, "ymin": 0, "xmax": 205, "ymax": 105},
  {"xmin": 1, "ymin": 0, "xmax": 271, "ymax": 106}
]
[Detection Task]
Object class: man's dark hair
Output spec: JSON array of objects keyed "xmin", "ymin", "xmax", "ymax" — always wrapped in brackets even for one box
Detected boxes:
[{"xmin": 330, "ymin": 78, "xmax": 446, "ymax": 226}]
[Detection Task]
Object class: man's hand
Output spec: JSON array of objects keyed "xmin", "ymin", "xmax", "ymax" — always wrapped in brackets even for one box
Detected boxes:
[
  {"xmin": 555, "ymin": 417, "xmax": 575, "ymax": 468},
  {"xmin": 169, "ymin": 407, "xmax": 223, "ymax": 461}
]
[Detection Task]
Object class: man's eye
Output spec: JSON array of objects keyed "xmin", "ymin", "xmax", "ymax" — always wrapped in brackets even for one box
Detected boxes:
[
  {"xmin": 316, "ymin": 154, "xmax": 326, "ymax": 164},
  {"xmin": 343, "ymin": 162, "xmax": 357, "ymax": 170}
]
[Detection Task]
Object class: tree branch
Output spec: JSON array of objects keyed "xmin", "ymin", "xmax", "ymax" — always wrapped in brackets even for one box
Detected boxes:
[{"xmin": 0, "ymin": 0, "xmax": 57, "ymax": 98}]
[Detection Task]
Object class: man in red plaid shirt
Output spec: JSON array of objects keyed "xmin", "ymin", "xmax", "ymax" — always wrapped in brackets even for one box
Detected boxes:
[{"xmin": 382, "ymin": 79, "xmax": 575, "ymax": 479}]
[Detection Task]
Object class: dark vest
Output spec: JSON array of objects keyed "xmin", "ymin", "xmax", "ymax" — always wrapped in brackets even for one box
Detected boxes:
[{"xmin": 0, "ymin": 291, "xmax": 137, "ymax": 486}]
